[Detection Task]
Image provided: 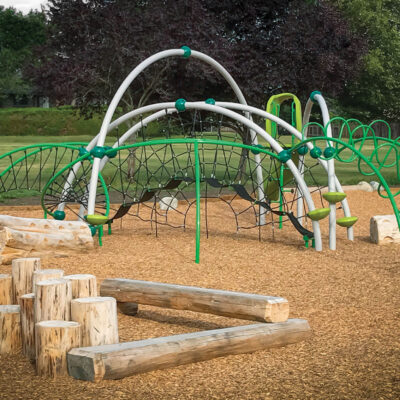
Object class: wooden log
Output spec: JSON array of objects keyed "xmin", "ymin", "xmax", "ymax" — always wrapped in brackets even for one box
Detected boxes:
[
  {"xmin": 33, "ymin": 269, "xmax": 64, "ymax": 291},
  {"xmin": 12, "ymin": 257, "xmax": 40, "ymax": 303},
  {"xmin": 34, "ymin": 278, "xmax": 72, "ymax": 323},
  {"xmin": 370, "ymin": 215, "xmax": 400, "ymax": 245},
  {"xmin": 0, "ymin": 274, "xmax": 13, "ymax": 305},
  {"xmin": 1, "ymin": 226, "xmax": 93, "ymax": 252},
  {"xmin": 64, "ymin": 274, "xmax": 97, "ymax": 299},
  {"xmin": 0, "ymin": 305, "xmax": 21, "ymax": 353},
  {"xmin": 68, "ymin": 318, "xmax": 311, "ymax": 382},
  {"xmin": 71, "ymin": 297, "xmax": 118, "ymax": 347},
  {"xmin": 0, "ymin": 214, "xmax": 92, "ymax": 234},
  {"xmin": 100, "ymin": 279, "xmax": 289, "ymax": 323},
  {"xmin": 19, "ymin": 293, "xmax": 36, "ymax": 360},
  {"xmin": 36, "ymin": 320, "xmax": 81, "ymax": 378}
]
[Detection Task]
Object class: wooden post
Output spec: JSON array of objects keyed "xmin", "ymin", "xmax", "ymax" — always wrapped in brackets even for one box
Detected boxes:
[
  {"xmin": 33, "ymin": 269, "xmax": 64, "ymax": 291},
  {"xmin": 64, "ymin": 274, "xmax": 97, "ymax": 299},
  {"xmin": 11, "ymin": 257, "xmax": 40, "ymax": 303},
  {"xmin": 68, "ymin": 319, "xmax": 311, "ymax": 382},
  {"xmin": 34, "ymin": 278, "xmax": 72, "ymax": 323},
  {"xmin": 0, "ymin": 305, "xmax": 21, "ymax": 354},
  {"xmin": 36, "ymin": 321, "xmax": 81, "ymax": 378},
  {"xmin": 19, "ymin": 293, "xmax": 36, "ymax": 360},
  {"xmin": 71, "ymin": 297, "xmax": 118, "ymax": 347},
  {"xmin": 100, "ymin": 279, "xmax": 289, "ymax": 323},
  {"xmin": 0, "ymin": 274, "xmax": 13, "ymax": 305}
]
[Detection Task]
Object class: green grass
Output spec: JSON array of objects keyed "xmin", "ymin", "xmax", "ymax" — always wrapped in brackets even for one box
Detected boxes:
[{"xmin": 0, "ymin": 134, "xmax": 399, "ymax": 204}]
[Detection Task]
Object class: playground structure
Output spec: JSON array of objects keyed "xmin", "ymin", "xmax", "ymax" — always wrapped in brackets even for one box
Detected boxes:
[{"xmin": 0, "ymin": 47, "xmax": 399, "ymax": 263}]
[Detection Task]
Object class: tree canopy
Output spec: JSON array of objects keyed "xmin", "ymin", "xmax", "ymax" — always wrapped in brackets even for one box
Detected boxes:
[
  {"xmin": 0, "ymin": 7, "xmax": 46, "ymax": 104},
  {"xmin": 28, "ymin": 0, "xmax": 365, "ymax": 118}
]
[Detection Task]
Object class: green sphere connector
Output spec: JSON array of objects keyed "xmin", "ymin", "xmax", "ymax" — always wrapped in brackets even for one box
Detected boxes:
[
  {"xmin": 323, "ymin": 146, "xmax": 336, "ymax": 158},
  {"xmin": 175, "ymin": 98, "xmax": 186, "ymax": 112},
  {"xmin": 181, "ymin": 46, "xmax": 191, "ymax": 58},
  {"xmin": 297, "ymin": 145, "xmax": 309, "ymax": 155},
  {"xmin": 79, "ymin": 147, "xmax": 89, "ymax": 157},
  {"xmin": 104, "ymin": 145, "xmax": 117, "ymax": 159},
  {"xmin": 90, "ymin": 146, "xmax": 106, "ymax": 158},
  {"xmin": 250, "ymin": 144, "xmax": 266, "ymax": 155},
  {"xmin": 205, "ymin": 98, "xmax": 215, "ymax": 105},
  {"xmin": 310, "ymin": 90, "xmax": 322, "ymax": 103},
  {"xmin": 53, "ymin": 210, "xmax": 66, "ymax": 221},
  {"xmin": 310, "ymin": 146, "xmax": 322, "ymax": 159},
  {"xmin": 278, "ymin": 149, "xmax": 291, "ymax": 163},
  {"xmin": 89, "ymin": 225, "xmax": 97, "ymax": 236}
]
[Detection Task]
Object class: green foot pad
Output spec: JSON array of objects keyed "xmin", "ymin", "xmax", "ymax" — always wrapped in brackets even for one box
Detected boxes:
[
  {"xmin": 322, "ymin": 192, "xmax": 347, "ymax": 204},
  {"xmin": 307, "ymin": 208, "xmax": 330, "ymax": 221},
  {"xmin": 85, "ymin": 214, "xmax": 108, "ymax": 226},
  {"xmin": 336, "ymin": 216, "xmax": 358, "ymax": 227}
]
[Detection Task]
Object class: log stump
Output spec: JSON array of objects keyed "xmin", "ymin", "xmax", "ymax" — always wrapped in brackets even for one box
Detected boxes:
[
  {"xmin": 34, "ymin": 278, "xmax": 72, "ymax": 323},
  {"xmin": 71, "ymin": 297, "xmax": 118, "ymax": 347},
  {"xmin": 19, "ymin": 293, "xmax": 36, "ymax": 360},
  {"xmin": 35, "ymin": 320, "xmax": 81, "ymax": 378},
  {"xmin": 0, "ymin": 274, "xmax": 13, "ymax": 305},
  {"xmin": 12, "ymin": 257, "xmax": 40, "ymax": 303},
  {"xmin": 0, "ymin": 305, "xmax": 21, "ymax": 353},
  {"xmin": 64, "ymin": 274, "xmax": 97, "ymax": 299},
  {"xmin": 33, "ymin": 269, "xmax": 64, "ymax": 291}
]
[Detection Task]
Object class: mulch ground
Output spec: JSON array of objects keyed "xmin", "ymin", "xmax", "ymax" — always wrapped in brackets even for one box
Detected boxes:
[{"xmin": 0, "ymin": 191, "xmax": 399, "ymax": 400}]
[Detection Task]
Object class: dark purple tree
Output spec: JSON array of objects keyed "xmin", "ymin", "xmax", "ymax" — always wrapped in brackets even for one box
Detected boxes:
[{"xmin": 28, "ymin": 0, "xmax": 366, "ymax": 116}]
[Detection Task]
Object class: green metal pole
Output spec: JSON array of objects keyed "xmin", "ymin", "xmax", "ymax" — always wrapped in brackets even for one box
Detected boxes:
[{"xmin": 194, "ymin": 142, "xmax": 201, "ymax": 263}]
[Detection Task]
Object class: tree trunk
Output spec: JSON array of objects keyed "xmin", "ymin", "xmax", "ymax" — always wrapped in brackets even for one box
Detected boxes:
[
  {"xmin": 34, "ymin": 278, "xmax": 72, "ymax": 323},
  {"xmin": 33, "ymin": 269, "xmax": 64, "ymax": 291},
  {"xmin": 19, "ymin": 293, "xmax": 36, "ymax": 360},
  {"xmin": 0, "ymin": 274, "xmax": 13, "ymax": 305},
  {"xmin": 71, "ymin": 297, "xmax": 118, "ymax": 347},
  {"xmin": 11, "ymin": 257, "xmax": 40, "ymax": 303},
  {"xmin": 0, "ymin": 305, "xmax": 21, "ymax": 354},
  {"xmin": 36, "ymin": 320, "xmax": 81, "ymax": 378},
  {"xmin": 64, "ymin": 274, "xmax": 97, "ymax": 299}
]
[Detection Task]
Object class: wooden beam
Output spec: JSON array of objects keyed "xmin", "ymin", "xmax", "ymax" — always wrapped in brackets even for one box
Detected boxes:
[
  {"xmin": 100, "ymin": 279, "xmax": 289, "ymax": 323},
  {"xmin": 68, "ymin": 318, "xmax": 310, "ymax": 382}
]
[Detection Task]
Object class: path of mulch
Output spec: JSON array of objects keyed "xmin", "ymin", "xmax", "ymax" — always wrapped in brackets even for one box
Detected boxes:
[{"xmin": 0, "ymin": 191, "xmax": 399, "ymax": 400}]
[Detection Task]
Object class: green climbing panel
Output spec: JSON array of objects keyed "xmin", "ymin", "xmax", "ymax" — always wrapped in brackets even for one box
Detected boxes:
[
  {"xmin": 307, "ymin": 208, "xmax": 330, "ymax": 221},
  {"xmin": 322, "ymin": 192, "xmax": 347, "ymax": 204},
  {"xmin": 336, "ymin": 216, "xmax": 358, "ymax": 227}
]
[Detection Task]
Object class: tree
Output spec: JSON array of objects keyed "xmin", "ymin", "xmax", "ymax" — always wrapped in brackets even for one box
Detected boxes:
[
  {"xmin": 0, "ymin": 7, "xmax": 46, "ymax": 105},
  {"xmin": 29, "ymin": 0, "xmax": 365, "ymax": 117},
  {"xmin": 332, "ymin": 0, "xmax": 400, "ymax": 120}
]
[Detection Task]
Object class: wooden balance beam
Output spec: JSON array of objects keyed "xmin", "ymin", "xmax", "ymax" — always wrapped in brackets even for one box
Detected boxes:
[
  {"xmin": 68, "ymin": 319, "xmax": 311, "ymax": 381},
  {"xmin": 100, "ymin": 278, "xmax": 289, "ymax": 323}
]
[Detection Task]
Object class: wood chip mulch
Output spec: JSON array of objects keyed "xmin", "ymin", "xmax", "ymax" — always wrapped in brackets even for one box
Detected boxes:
[{"xmin": 0, "ymin": 191, "xmax": 399, "ymax": 399}]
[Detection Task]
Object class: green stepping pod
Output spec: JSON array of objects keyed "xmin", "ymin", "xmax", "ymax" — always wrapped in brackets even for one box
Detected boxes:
[
  {"xmin": 86, "ymin": 214, "xmax": 109, "ymax": 226},
  {"xmin": 307, "ymin": 208, "xmax": 330, "ymax": 221},
  {"xmin": 322, "ymin": 192, "xmax": 347, "ymax": 204},
  {"xmin": 336, "ymin": 216, "xmax": 358, "ymax": 227}
]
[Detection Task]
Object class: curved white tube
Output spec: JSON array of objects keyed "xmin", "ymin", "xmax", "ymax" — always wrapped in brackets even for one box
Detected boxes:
[{"xmin": 303, "ymin": 98, "xmax": 353, "ymax": 242}]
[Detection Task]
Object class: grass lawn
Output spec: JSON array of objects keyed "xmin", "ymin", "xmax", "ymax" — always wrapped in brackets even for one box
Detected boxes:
[{"xmin": 0, "ymin": 134, "xmax": 398, "ymax": 205}]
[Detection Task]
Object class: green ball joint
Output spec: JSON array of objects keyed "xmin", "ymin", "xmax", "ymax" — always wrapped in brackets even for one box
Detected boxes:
[
  {"xmin": 175, "ymin": 98, "xmax": 186, "ymax": 112},
  {"xmin": 251, "ymin": 144, "xmax": 266, "ymax": 155},
  {"xmin": 90, "ymin": 146, "xmax": 106, "ymax": 158},
  {"xmin": 78, "ymin": 147, "xmax": 89, "ymax": 157},
  {"xmin": 310, "ymin": 91, "xmax": 322, "ymax": 103},
  {"xmin": 53, "ymin": 210, "xmax": 66, "ymax": 221},
  {"xmin": 323, "ymin": 146, "xmax": 336, "ymax": 159},
  {"xmin": 297, "ymin": 145, "xmax": 309, "ymax": 155},
  {"xmin": 104, "ymin": 146, "xmax": 118, "ymax": 159},
  {"xmin": 278, "ymin": 150, "xmax": 291, "ymax": 163},
  {"xmin": 181, "ymin": 46, "xmax": 191, "ymax": 58},
  {"xmin": 310, "ymin": 147, "xmax": 322, "ymax": 159},
  {"xmin": 205, "ymin": 98, "xmax": 215, "ymax": 105}
]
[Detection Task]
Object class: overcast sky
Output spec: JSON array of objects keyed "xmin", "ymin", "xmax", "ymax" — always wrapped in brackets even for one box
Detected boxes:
[{"xmin": 0, "ymin": 0, "xmax": 48, "ymax": 14}]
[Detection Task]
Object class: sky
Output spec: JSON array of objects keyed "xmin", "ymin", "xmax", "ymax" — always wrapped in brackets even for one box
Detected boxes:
[{"xmin": 0, "ymin": 0, "xmax": 48, "ymax": 14}]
